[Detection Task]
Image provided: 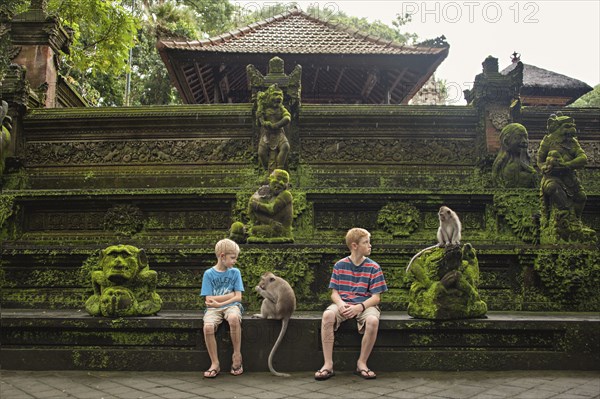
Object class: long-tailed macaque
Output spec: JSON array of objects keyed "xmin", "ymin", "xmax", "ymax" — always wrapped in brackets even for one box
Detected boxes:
[
  {"xmin": 254, "ymin": 272, "xmax": 296, "ymax": 377},
  {"xmin": 406, "ymin": 206, "xmax": 462, "ymax": 273}
]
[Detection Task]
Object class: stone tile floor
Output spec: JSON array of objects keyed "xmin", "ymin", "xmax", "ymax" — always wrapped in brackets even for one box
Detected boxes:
[{"xmin": 1, "ymin": 370, "xmax": 599, "ymax": 399}]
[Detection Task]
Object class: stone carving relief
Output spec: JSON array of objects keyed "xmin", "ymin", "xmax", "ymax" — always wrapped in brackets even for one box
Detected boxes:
[
  {"xmin": 23, "ymin": 138, "xmax": 251, "ymax": 166},
  {"xmin": 300, "ymin": 138, "xmax": 476, "ymax": 164}
]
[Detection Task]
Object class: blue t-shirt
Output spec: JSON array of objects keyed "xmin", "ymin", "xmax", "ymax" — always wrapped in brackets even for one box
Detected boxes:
[{"xmin": 200, "ymin": 266, "xmax": 245, "ymax": 311}]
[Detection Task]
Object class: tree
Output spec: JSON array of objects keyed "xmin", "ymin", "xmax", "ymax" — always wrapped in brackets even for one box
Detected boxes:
[
  {"xmin": 1, "ymin": 0, "xmax": 234, "ymax": 105},
  {"xmin": 126, "ymin": 0, "xmax": 235, "ymax": 106},
  {"xmin": 569, "ymin": 84, "xmax": 600, "ymax": 108}
]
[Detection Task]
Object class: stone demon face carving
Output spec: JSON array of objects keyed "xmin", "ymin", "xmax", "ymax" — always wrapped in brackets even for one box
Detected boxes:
[
  {"xmin": 84, "ymin": 245, "xmax": 162, "ymax": 317},
  {"xmin": 547, "ymin": 114, "xmax": 576, "ymax": 138},
  {"xmin": 101, "ymin": 245, "xmax": 143, "ymax": 284}
]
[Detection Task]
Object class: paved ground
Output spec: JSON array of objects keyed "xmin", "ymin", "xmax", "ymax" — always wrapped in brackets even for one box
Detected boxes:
[{"xmin": 1, "ymin": 370, "xmax": 598, "ymax": 399}]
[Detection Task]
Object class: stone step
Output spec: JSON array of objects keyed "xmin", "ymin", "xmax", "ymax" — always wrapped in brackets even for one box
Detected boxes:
[{"xmin": 1, "ymin": 310, "xmax": 598, "ymax": 372}]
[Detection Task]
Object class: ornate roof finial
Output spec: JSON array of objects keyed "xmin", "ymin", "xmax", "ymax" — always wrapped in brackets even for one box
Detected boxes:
[{"xmin": 511, "ymin": 51, "xmax": 521, "ymax": 63}]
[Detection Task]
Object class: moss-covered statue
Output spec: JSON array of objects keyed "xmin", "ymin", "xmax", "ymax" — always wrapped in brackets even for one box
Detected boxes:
[
  {"xmin": 256, "ymin": 84, "xmax": 291, "ymax": 172},
  {"xmin": 1, "ymin": 100, "xmax": 13, "ymax": 176},
  {"xmin": 536, "ymin": 112, "xmax": 596, "ymax": 243},
  {"xmin": 492, "ymin": 123, "xmax": 537, "ymax": 188},
  {"xmin": 406, "ymin": 244, "xmax": 487, "ymax": 320},
  {"xmin": 247, "ymin": 169, "xmax": 293, "ymax": 243},
  {"xmin": 85, "ymin": 245, "xmax": 162, "ymax": 317}
]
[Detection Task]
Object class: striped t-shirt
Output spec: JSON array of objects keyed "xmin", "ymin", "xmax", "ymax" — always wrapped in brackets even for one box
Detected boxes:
[{"xmin": 329, "ymin": 257, "xmax": 388, "ymax": 303}]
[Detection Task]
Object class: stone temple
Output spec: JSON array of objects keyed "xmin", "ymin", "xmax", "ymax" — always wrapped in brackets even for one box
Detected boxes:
[{"xmin": 1, "ymin": 5, "xmax": 598, "ymax": 372}]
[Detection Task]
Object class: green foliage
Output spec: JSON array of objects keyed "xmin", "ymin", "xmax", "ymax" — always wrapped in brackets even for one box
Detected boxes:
[
  {"xmin": 534, "ymin": 250, "xmax": 600, "ymax": 311},
  {"xmin": 569, "ymin": 84, "xmax": 600, "ymax": 108},
  {"xmin": 494, "ymin": 192, "xmax": 540, "ymax": 243},
  {"xmin": 51, "ymin": 0, "xmax": 140, "ymax": 78}
]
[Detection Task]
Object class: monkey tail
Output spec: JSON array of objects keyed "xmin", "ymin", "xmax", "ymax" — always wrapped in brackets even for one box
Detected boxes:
[
  {"xmin": 268, "ymin": 317, "xmax": 290, "ymax": 377},
  {"xmin": 405, "ymin": 245, "xmax": 438, "ymax": 273}
]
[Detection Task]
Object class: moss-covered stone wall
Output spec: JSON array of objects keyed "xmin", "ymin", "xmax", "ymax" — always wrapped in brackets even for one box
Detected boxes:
[{"xmin": 1, "ymin": 104, "xmax": 598, "ymax": 312}]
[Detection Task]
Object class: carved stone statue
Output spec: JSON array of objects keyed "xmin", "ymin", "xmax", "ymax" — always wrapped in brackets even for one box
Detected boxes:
[
  {"xmin": 492, "ymin": 123, "xmax": 537, "ymax": 188},
  {"xmin": 248, "ymin": 169, "xmax": 293, "ymax": 243},
  {"xmin": 1, "ymin": 100, "xmax": 13, "ymax": 176},
  {"xmin": 256, "ymin": 84, "xmax": 291, "ymax": 172},
  {"xmin": 85, "ymin": 245, "xmax": 162, "ymax": 317},
  {"xmin": 407, "ymin": 244, "xmax": 487, "ymax": 320},
  {"xmin": 536, "ymin": 112, "xmax": 596, "ymax": 243}
]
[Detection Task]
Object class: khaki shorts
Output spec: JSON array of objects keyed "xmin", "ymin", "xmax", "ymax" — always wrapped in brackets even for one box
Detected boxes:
[
  {"xmin": 325, "ymin": 303, "xmax": 380, "ymax": 334},
  {"xmin": 203, "ymin": 305, "xmax": 242, "ymax": 328}
]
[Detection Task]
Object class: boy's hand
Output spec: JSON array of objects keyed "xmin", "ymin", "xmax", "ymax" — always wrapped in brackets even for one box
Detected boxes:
[
  {"xmin": 339, "ymin": 303, "xmax": 360, "ymax": 318},
  {"xmin": 205, "ymin": 298, "xmax": 219, "ymax": 308}
]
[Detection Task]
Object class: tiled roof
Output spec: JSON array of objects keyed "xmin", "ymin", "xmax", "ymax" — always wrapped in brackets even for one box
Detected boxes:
[{"xmin": 159, "ymin": 9, "xmax": 446, "ymax": 56}]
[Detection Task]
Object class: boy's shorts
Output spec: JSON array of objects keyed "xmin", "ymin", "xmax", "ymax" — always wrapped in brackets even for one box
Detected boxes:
[
  {"xmin": 203, "ymin": 305, "xmax": 242, "ymax": 328},
  {"xmin": 325, "ymin": 303, "xmax": 380, "ymax": 334}
]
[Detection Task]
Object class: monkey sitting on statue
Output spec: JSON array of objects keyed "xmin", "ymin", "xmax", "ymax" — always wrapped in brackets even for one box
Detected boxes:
[
  {"xmin": 254, "ymin": 272, "xmax": 296, "ymax": 377},
  {"xmin": 404, "ymin": 207, "xmax": 487, "ymax": 319},
  {"xmin": 406, "ymin": 206, "xmax": 461, "ymax": 273}
]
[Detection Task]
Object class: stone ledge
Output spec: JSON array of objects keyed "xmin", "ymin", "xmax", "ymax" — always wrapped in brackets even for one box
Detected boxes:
[{"xmin": 1, "ymin": 310, "xmax": 598, "ymax": 372}]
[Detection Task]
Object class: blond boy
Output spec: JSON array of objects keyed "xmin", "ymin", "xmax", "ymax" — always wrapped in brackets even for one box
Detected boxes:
[
  {"xmin": 201, "ymin": 238, "xmax": 245, "ymax": 378},
  {"xmin": 315, "ymin": 228, "xmax": 388, "ymax": 380}
]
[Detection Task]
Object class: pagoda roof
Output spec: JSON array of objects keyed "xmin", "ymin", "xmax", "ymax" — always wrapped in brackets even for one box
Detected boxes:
[
  {"xmin": 157, "ymin": 9, "xmax": 449, "ymax": 104},
  {"xmin": 501, "ymin": 62, "xmax": 592, "ymax": 104}
]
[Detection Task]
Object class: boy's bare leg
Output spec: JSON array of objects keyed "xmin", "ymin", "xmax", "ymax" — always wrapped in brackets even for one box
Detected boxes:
[
  {"xmin": 316, "ymin": 310, "xmax": 336, "ymax": 377},
  {"xmin": 227, "ymin": 315, "xmax": 243, "ymax": 374},
  {"xmin": 203, "ymin": 323, "xmax": 220, "ymax": 376},
  {"xmin": 356, "ymin": 316, "xmax": 378, "ymax": 377}
]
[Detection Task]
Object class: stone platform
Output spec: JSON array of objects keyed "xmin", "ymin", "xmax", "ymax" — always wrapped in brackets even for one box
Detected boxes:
[{"xmin": 1, "ymin": 310, "xmax": 598, "ymax": 372}]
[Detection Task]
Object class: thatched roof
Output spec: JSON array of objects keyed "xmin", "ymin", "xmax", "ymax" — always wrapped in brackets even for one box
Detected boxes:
[{"xmin": 501, "ymin": 62, "xmax": 592, "ymax": 104}]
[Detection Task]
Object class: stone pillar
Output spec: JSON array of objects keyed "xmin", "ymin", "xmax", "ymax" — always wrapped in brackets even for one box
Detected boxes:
[
  {"xmin": 464, "ymin": 56, "xmax": 522, "ymax": 154},
  {"xmin": 8, "ymin": 0, "xmax": 72, "ymax": 108}
]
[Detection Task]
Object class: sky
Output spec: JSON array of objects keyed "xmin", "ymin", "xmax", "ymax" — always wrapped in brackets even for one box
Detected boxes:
[{"xmin": 233, "ymin": 1, "xmax": 600, "ymax": 104}]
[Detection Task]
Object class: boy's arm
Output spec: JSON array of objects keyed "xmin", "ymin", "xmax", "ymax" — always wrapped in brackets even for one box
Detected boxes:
[
  {"xmin": 338, "ymin": 293, "xmax": 381, "ymax": 319},
  {"xmin": 362, "ymin": 293, "xmax": 381, "ymax": 309},
  {"xmin": 205, "ymin": 292, "xmax": 241, "ymax": 308},
  {"xmin": 205, "ymin": 292, "xmax": 235, "ymax": 302},
  {"xmin": 330, "ymin": 289, "xmax": 347, "ymax": 308}
]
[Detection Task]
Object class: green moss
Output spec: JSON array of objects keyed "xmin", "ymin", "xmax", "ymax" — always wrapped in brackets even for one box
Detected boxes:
[
  {"xmin": 534, "ymin": 249, "xmax": 600, "ymax": 311},
  {"xmin": 494, "ymin": 192, "xmax": 540, "ymax": 243}
]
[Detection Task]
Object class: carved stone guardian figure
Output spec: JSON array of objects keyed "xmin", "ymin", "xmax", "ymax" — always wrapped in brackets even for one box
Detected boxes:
[
  {"xmin": 492, "ymin": 123, "xmax": 537, "ymax": 188},
  {"xmin": 85, "ymin": 245, "xmax": 162, "ymax": 317},
  {"xmin": 247, "ymin": 56, "xmax": 301, "ymax": 172},
  {"xmin": 247, "ymin": 169, "xmax": 293, "ymax": 243},
  {"xmin": 256, "ymin": 84, "xmax": 291, "ymax": 171},
  {"xmin": 407, "ymin": 244, "xmax": 487, "ymax": 320},
  {"xmin": 536, "ymin": 112, "xmax": 596, "ymax": 243},
  {"xmin": 0, "ymin": 100, "xmax": 12, "ymax": 176}
]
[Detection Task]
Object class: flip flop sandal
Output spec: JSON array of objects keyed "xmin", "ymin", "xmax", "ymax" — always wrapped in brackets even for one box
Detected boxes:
[
  {"xmin": 314, "ymin": 369, "xmax": 335, "ymax": 380},
  {"xmin": 354, "ymin": 368, "xmax": 376, "ymax": 379},
  {"xmin": 230, "ymin": 364, "xmax": 243, "ymax": 376},
  {"xmin": 203, "ymin": 368, "xmax": 220, "ymax": 378}
]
